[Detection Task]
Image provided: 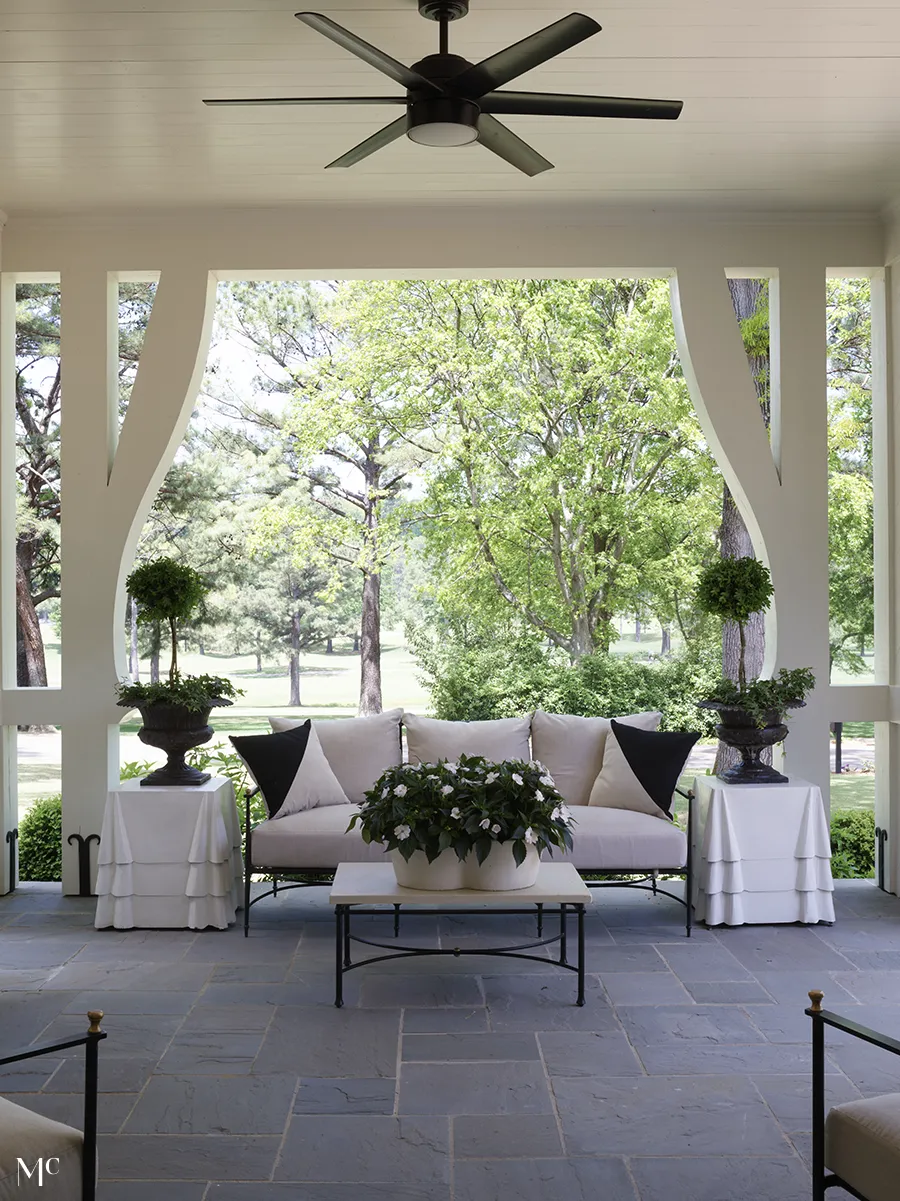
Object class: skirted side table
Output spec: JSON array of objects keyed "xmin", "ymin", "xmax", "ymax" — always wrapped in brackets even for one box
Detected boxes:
[
  {"xmin": 692, "ymin": 775, "xmax": 834, "ymax": 926},
  {"xmin": 94, "ymin": 777, "xmax": 242, "ymax": 929}
]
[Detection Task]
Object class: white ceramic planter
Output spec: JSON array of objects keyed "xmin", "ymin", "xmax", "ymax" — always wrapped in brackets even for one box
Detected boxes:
[
  {"xmin": 390, "ymin": 843, "xmax": 540, "ymax": 891},
  {"xmin": 469, "ymin": 842, "xmax": 540, "ymax": 891},
  {"xmin": 391, "ymin": 848, "xmax": 466, "ymax": 890}
]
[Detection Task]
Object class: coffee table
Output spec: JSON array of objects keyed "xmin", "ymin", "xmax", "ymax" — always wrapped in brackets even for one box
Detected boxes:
[{"xmin": 329, "ymin": 861, "xmax": 591, "ymax": 1008}]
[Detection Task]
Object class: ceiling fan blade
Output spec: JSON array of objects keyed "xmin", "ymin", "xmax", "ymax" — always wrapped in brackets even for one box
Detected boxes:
[
  {"xmin": 479, "ymin": 91, "xmax": 684, "ymax": 120},
  {"xmin": 295, "ymin": 12, "xmax": 443, "ymax": 94},
  {"xmin": 450, "ymin": 13, "xmax": 602, "ymax": 98},
  {"xmin": 325, "ymin": 115, "xmax": 408, "ymax": 168},
  {"xmin": 203, "ymin": 96, "xmax": 407, "ymax": 107},
  {"xmin": 476, "ymin": 114, "xmax": 553, "ymax": 176}
]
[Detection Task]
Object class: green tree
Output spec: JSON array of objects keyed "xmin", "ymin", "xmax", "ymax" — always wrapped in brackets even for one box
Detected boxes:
[
  {"xmin": 345, "ymin": 278, "xmax": 720, "ymax": 660},
  {"xmin": 223, "ymin": 282, "xmax": 437, "ymax": 713},
  {"xmin": 826, "ymin": 278, "xmax": 873, "ymax": 675}
]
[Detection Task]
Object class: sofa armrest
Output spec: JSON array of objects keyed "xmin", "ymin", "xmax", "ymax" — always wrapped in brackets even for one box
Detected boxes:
[
  {"xmin": 1, "ymin": 1013, "xmax": 106, "ymax": 1201},
  {"xmin": 806, "ymin": 993, "xmax": 900, "ymax": 1058}
]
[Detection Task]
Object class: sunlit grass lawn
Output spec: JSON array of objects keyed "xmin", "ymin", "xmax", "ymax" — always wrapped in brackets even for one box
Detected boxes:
[{"xmin": 18, "ymin": 631, "xmax": 430, "ymax": 814}]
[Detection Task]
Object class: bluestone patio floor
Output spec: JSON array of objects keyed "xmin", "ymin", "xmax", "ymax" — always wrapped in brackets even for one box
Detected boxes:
[{"xmin": 2, "ymin": 879, "xmax": 899, "ymax": 1201}]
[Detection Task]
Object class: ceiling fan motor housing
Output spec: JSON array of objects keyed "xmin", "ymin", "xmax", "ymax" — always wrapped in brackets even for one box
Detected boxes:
[{"xmin": 418, "ymin": 1, "xmax": 469, "ymax": 20}]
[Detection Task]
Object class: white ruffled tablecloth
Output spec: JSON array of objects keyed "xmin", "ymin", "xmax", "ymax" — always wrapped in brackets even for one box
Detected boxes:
[
  {"xmin": 692, "ymin": 775, "xmax": 835, "ymax": 926},
  {"xmin": 94, "ymin": 778, "xmax": 242, "ymax": 929}
]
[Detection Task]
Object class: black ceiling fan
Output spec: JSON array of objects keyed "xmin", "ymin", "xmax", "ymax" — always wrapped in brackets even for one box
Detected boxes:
[{"xmin": 203, "ymin": 3, "xmax": 683, "ymax": 176}]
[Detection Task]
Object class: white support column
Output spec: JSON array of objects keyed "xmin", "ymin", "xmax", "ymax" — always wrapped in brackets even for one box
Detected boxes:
[
  {"xmin": 0, "ymin": 267, "xmax": 18, "ymax": 892},
  {"xmin": 768, "ymin": 265, "xmax": 830, "ymax": 794},
  {"xmin": 874, "ymin": 266, "xmax": 900, "ymax": 893},
  {"xmin": 58, "ymin": 266, "xmax": 216, "ymax": 893},
  {"xmin": 670, "ymin": 265, "xmax": 831, "ymax": 801}
]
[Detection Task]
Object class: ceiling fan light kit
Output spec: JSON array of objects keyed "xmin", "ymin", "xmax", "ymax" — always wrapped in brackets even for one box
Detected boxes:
[{"xmin": 203, "ymin": 2, "xmax": 683, "ymax": 176}]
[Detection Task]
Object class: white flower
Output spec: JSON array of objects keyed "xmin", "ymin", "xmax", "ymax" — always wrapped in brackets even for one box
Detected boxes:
[
  {"xmin": 393, "ymin": 784, "xmax": 408, "ymax": 798},
  {"xmin": 534, "ymin": 789, "xmax": 544, "ymax": 803},
  {"xmin": 444, "ymin": 762, "xmax": 458, "ymax": 774},
  {"xmin": 511, "ymin": 773, "xmax": 524, "ymax": 786},
  {"xmin": 485, "ymin": 772, "xmax": 499, "ymax": 784},
  {"xmin": 426, "ymin": 774, "xmax": 438, "ymax": 781},
  {"xmin": 524, "ymin": 827, "xmax": 537, "ymax": 845},
  {"xmin": 394, "ymin": 823, "xmax": 411, "ymax": 840},
  {"xmin": 450, "ymin": 807, "xmax": 461, "ymax": 819},
  {"xmin": 540, "ymin": 774, "xmax": 555, "ymax": 788},
  {"xmin": 479, "ymin": 818, "xmax": 491, "ymax": 830},
  {"xmin": 491, "ymin": 823, "xmax": 501, "ymax": 834},
  {"xmin": 441, "ymin": 784, "xmax": 454, "ymax": 796},
  {"xmin": 551, "ymin": 804, "xmax": 571, "ymax": 825}
]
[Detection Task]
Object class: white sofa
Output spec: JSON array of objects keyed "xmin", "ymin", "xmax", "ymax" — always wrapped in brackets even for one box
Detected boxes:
[{"xmin": 244, "ymin": 709, "xmax": 692, "ymax": 935}]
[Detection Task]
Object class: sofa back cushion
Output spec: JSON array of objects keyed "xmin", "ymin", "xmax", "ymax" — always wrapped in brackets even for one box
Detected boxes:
[
  {"xmin": 403, "ymin": 713, "xmax": 531, "ymax": 766},
  {"xmin": 530, "ymin": 709, "xmax": 662, "ymax": 806},
  {"xmin": 269, "ymin": 709, "xmax": 403, "ymax": 803}
]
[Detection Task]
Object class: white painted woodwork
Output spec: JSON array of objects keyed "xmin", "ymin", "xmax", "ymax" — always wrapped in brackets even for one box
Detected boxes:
[
  {"xmin": 670, "ymin": 265, "xmax": 831, "ymax": 800},
  {"xmin": 0, "ymin": 2, "xmax": 898, "ymax": 212},
  {"xmin": 0, "ymin": 187, "xmax": 894, "ymax": 889}
]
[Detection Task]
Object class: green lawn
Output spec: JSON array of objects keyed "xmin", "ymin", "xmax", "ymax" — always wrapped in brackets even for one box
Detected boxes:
[{"xmin": 17, "ymin": 630, "xmax": 431, "ymax": 815}]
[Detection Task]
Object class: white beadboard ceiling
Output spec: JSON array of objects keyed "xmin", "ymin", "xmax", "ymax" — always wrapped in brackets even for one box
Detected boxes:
[{"xmin": 2, "ymin": 0, "xmax": 900, "ymax": 215}]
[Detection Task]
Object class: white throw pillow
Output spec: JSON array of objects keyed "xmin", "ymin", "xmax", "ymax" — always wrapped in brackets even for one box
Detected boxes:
[
  {"xmin": 269, "ymin": 709, "xmax": 403, "ymax": 803},
  {"xmin": 530, "ymin": 709, "xmax": 662, "ymax": 806},
  {"xmin": 403, "ymin": 713, "xmax": 532, "ymax": 766},
  {"xmin": 279, "ymin": 724, "xmax": 349, "ymax": 817}
]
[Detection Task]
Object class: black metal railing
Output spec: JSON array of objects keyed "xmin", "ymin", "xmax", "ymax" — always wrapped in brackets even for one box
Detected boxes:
[
  {"xmin": 807, "ymin": 989, "xmax": 900, "ymax": 1200},
  {"xmin": 0, "ymin": 1012, "xmax": 106, "ymax": 1201}
]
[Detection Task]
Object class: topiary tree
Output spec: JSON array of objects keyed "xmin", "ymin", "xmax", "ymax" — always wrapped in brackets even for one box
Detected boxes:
[
  {"xmin": 696, "ymin": 556, "xmax": 774, "ymax": 690},
  {"xmin": 126, "ymin": 558, "xmax": 207, "ymax": 684}
]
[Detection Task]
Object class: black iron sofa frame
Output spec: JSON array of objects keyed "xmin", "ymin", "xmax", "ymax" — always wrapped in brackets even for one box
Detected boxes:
[{"xmin": 241, "ymin": 787, "xmax": 694, "ymax": 938}]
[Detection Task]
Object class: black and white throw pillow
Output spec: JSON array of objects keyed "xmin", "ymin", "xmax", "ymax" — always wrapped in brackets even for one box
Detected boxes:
[
  {"xmin": 587, "ymin": 719, "xmax": 700, "ymax": 821},
  {"xmin": 230, "ymin": 721, "xmax": 348, "ymax": 819}
]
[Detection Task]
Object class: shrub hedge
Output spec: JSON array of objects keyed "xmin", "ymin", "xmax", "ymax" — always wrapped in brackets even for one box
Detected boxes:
[
  {"xmin": 409, "ymin": 626, "xmax": 722, "ymax": 735},
  {"xmin": 830, "ymin": 807, "xmax": 876, "ymax": 879}
]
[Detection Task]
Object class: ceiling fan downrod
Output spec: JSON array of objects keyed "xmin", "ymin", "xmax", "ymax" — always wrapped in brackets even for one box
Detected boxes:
[{"xmin": 418, "ymin": 1, "xmax": 468, "ymax": 55}]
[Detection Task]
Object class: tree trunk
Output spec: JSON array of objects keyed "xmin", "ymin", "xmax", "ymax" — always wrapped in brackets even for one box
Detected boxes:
[
  {"xmin": 714, "ymin": 278, "xmax": 770, "ymax": 774},
  {"xmin": 660, "ymin": 626, "xmax": 671, "ymax": 656},
  {"xmin": 15, "ymin": 549, "xmax": 48, "ymax": 688},
  {"xmin": 353, "ymin": 632, "xmax": 360, "ymax": 653},
  {"xmin": 255, "ymin": 636, "xmax": 262, "ymax": 674},
  {"xmin": 149, "ymin": 621, "xmax": 161, "ymax": 684},
  {"xmin": 289, "ymin": 612, "xmax": 301, "ymax": 706},
  {"xmin": 198, "ymin": 637, "xmax": 205, "ymax": 655},
  {"xmin": 359, "ymin": 570, "xmax": 383, "ymax": 714},
  {"xmin": 325, "ymin": 636, "xmax": 333, "ymax": 655},
  {"xmin": 634, "ymin": 616, "xmax": 642, "ymax": 643},
  {"xmin": 129, "ymin": 594, "xmax": 140, "ymax": 680}
]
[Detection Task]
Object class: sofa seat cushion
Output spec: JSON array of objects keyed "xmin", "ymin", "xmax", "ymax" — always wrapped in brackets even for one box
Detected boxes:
[
  {"xmin": 826, "ymin": 1093, "xmax": 900, "ymax": 1201},
  {"xmin": 544, "ymin": 806, "xmax": 687, "ymax": 871},
  {"xmin": 403, "ymin": 714, "xmax": 531, "ymax": 766},
  {"xmin": 0, "ymin": 1095, "xmax": 83, "ymax": 1200},
  {"xmin": 252, "ymin": 805, "xmax": 391, "ymax": 870}
]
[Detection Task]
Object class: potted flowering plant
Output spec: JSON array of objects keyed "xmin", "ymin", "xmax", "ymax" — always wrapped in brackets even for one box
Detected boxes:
[{"xmin": 348, "ymin": 754, "xmax": 575, "ymax": 891}]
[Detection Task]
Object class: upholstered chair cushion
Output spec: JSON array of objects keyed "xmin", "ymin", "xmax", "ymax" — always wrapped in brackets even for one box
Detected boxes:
[{"xmin": 825, "ymin": 1093, "xmax": 900, "ymax": 1201}]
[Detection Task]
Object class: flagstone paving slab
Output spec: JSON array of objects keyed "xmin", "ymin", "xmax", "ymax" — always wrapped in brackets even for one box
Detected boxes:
[
  {"xmin": 454, "ymin": 1157, "xmax": 638, "ymax": 1201},
  {"xmin": 1, "ymin": 879, "xmax": 899, "ymax": 1199}
]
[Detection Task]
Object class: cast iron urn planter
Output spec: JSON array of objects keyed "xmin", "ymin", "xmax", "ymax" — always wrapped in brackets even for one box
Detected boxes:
[
  {"xmin": 699, "ymin": 699, "xmax": 805, "ymax": 785},
  {"xmin": 134, "ymin": 699, "xmax": 232, "ymax": 787}
]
